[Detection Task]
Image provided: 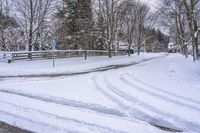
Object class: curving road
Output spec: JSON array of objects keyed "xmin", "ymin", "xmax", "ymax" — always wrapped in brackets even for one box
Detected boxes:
[{"xmin": 2, "ymin": 54, "xmax": 198, "ymax": 133}]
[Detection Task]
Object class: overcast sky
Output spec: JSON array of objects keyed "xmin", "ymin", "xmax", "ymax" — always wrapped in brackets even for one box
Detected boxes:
[
  {"xmin": 139, "ymin": 0, "xmax": 170, "ymax": 35},
  {"xmin": 139, "ymin": 0, "xmax": 161, "ymax": 11}
]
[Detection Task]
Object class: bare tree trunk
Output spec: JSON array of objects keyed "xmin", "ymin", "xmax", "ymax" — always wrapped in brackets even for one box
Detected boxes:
[
  {"xmin": 182, "ymin": 0, "xmax": 199, "ymax": 61},
  {"xmin": 105, "ymin": 0, "xmax": 112, "ymax": 58},
  {"xmin": 194, "ymin": 20, "xmax": 199, "ymax": 60},
  {"xmin": 137, "ymin": 22, "xmax": 142, "ymax": 55},
  {"xmin": 108, "ymin": 41, "xmax": 112, "ymax": 58},
  {"xmin": 192, "ymin": 37, "xmax": 196, "ymax": 61},
  {"xmin": 128, "ymin": 44, "xmax": 131, "ymax": 56},
  {"xmin": 195, "ymin": 36, "xmax": 199, "ymax": 59},
  {"xmin": 137, "ymin": 44, "xmax": 141, "ymax": 55},
  {"xmin": 28, "ymin": 0, "xmax": 33, "ymax": 59}
]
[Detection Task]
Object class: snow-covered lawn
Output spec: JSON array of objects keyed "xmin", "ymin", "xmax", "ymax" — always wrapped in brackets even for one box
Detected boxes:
[
  {"xmin": 0, "ymin": 53, "xmax": 161, "ymax": 76},
  {"xmin": 0, "ymin": 53, "xmax": 200, "ymax": 133}
]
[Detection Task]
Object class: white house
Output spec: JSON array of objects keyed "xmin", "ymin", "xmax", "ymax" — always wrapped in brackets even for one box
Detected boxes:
[{"xmin": 168, "ymin": 43, "xmax": 177, "ymax": 53}]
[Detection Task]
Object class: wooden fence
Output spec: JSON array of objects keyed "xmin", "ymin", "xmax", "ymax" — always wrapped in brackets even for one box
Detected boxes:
[{"xmin": 0, "ymin": 50, "xmax": 125, "ymax": 63}]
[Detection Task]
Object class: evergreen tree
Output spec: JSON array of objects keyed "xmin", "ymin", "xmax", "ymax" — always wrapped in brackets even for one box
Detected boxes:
[
  {"xmin": 66, "ymin": 0, "xmax": 78, "ymax": 33},
  {"xmin": 156, "ymin": 29, "xmax": 169, "ymax": 51},
  {"xmin": 0, "ymin": 10, "xmax": 18, "ymax": 51},
  {"xmin": 157, "ymin": 29, "xmax": 165, "ymax": 43},
  {"xmin": 55, "ymin": 0, "xmax": 92, "ymax": 50}
]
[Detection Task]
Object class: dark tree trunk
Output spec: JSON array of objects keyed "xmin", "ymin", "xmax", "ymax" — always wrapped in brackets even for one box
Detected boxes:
[
  {"xmin": 128, "ymin": 44, "xmax": 131, "ymax": 56},
  {"xmin": 28, "ymin": 0, "xmax": 33, "ymax": 59},
  {"xmin": 108, "ymin": 41, "xmax": 112, "ymax": 58}
]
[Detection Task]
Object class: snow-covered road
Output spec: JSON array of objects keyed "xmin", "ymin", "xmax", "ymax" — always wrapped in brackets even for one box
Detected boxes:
[{"xmin": 0, "ymin": 54, "xmax": 199, "ymax": 133}]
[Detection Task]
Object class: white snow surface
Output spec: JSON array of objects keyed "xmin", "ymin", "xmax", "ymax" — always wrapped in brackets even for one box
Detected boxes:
[
  {"xmin": 0, "ymin": 53, "xmax": 200, "ymax": 133},
  {"xmin": 0, "ymin": 54, "xmax": 160, "ymax": 76}
]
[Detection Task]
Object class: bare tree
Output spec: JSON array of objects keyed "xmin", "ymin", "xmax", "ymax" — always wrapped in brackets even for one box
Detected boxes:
[
  {"xmin": 134, "ymin": 1, "xmax": 152, "ymax": 55},
  {"xmin": 159, "ymin": 0, "xmax": 200, "ymax": 61},
  {"xmin": 159, "ymin": 0, "xmax": 189, "ymax": 57},
  {"xmin": 96, "ymin": 0, "xmax": 123, "ymax": 58},
  {"xmin": 119, "ymin": 0, "xmax": 138, "ymax": 56},
  {"xmin": 12, "ymin": 0, "xmax": 53, "ymax": 53},
  {"xmin": 182, "ymin": 0, "xmax": 200, "ymax": 61},
  {"xmin": 95, "ymin": 0, "xmax": 155, "ymax": 56}
]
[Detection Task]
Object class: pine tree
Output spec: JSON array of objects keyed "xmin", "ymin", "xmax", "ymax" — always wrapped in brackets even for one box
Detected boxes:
[
  {"xmin": 0, "ymin": 10, "xmax": 18, "ymax": 51},
  {"xmin": 66, "ymin": 0, "xmax": 78, "ymax": 33},
  {"xmin": 76, "ymin": 0, "xmax": 92, "ymax": 49},
  {"xmin": 157, "ymin": 29, "xmax": 165, "ymax": 43},
  {"xmin": 156, "ymin": 29, "xmax": 169, "ymax": 52},
  {"xmin": 56, "ymin": 0, "xmax": 92, "ymax": 50}
]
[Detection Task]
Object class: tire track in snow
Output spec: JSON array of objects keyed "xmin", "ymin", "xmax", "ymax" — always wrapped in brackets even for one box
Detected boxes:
[
  {"xmin": 0, "ymin": 89, "xmax": 125, "ymax": 118},
  {"xmin": 131, "ymin": 54, "xmax": 200, "ymax": 106},
  {"xmin": 90, "ymin": 76, "xmax": 130, "ymax": 111},
  {"xmin": 103, "ymin": 76, "xmax": 176, "ymax": 126},
  {"xmin": 90, "ymin": 74, "xmax": 184, "ymax": 132},
  {"xmin": 120, "ymin": 74, "xmax": 200, "ymax": 112},
  {"xmin": 91, "ymin": 75, "xmax": 160, "ymax": 120},
  {"xmin": 130, "ymin": 73, "xmax": 200, "ymax": 106},
  {"xmin": 0, "ymin": 107, "xmax": 77, "ymax": 133},
  {"xmin": 0, "ymin": 99, "xmax": 124, "ymax": 133},
  {"xmin": 103, "ymin": 75, "xmax": 200, "ymax": 132}
]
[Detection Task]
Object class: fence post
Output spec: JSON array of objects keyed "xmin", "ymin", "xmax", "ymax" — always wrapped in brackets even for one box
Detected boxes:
[
  {"xmin": 85, "ymin": 50, "xmax": 87, "ymax": 60},
  {"xmin": 7, "ymin": 53, "xmax": 12, "ymax": 63},
  {"xmin": 52, "ymin": 51, "xmax": 55, "ymax": 68}
]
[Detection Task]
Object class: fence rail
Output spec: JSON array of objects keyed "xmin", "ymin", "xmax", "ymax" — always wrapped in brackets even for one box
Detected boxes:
[{"xmin": 0, "ymin": 50, "xmax": 125, "ymax": 63}]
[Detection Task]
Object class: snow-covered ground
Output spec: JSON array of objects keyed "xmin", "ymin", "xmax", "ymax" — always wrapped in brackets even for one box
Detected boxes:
[
  {"xmin": 0, "ymin": 53, "xmax": 200, "ymax": 133},
  {"xmin": 0, "ymin": 53, "xmax": 161, "ymax": 76}
]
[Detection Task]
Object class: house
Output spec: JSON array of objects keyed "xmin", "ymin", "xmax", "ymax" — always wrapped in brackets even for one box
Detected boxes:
[
  {"xmin": 168, "ymin": 43, "xmax": 177, "ymax": 53},
  {"xmin": 118, "ymin": 44, "xmax": 134, "ymax": 54}
]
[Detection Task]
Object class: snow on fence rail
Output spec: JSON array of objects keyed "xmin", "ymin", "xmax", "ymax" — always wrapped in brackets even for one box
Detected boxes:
[
  {"xmin": 0, "ymin": 50, "xmax": 125, "ymax": 63},
  {"xmin": 0, "ymin": 52, "xmax": 12, "ymax": 63}
]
